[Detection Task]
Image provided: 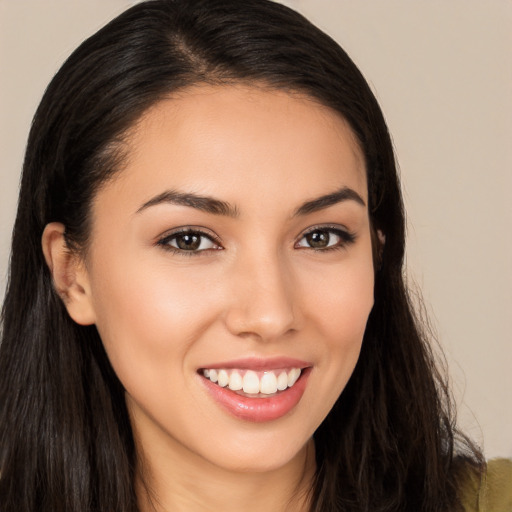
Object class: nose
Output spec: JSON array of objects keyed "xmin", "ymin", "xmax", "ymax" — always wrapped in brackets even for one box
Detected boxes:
[{"xmin": 224, "ymin": 250, "xmax": 298, "ymax": 342}]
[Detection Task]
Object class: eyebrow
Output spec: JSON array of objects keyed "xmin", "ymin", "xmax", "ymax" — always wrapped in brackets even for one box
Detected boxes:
[
  {"xmin": 136, "ymin": 186, "xmax": 365, "ymax": 218},
  {"xmin": 293, "ymin": 186, "xmax": 366, "ymax": 216},
  {"xmin": 136, "ymin": 190, "xmax": 239, "ymax": 217}
]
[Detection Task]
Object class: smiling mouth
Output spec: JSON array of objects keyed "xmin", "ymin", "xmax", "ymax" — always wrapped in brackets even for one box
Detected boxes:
[
  {"xmin": 200, "ymin": 368, "xmax": 302, "ymax": 397},
  {"xmin": 199, "ymin": 363, "xmax": 311, "ymax": 422}
]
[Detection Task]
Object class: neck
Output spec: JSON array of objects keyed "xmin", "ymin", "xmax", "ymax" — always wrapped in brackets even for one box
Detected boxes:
[{"xmin": 135, "ymin": 436, "xmax": 316, "ymax": 512}]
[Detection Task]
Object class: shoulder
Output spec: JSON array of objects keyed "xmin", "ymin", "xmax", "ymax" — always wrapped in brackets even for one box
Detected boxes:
[{"xmin": 460, "ymin": 458, "xmax": 512, "ymax": 512}]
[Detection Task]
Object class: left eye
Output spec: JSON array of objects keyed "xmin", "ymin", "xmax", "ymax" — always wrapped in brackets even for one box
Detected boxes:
[
  {"xmin": 296, "ymin": 228, "xmax": 352, "ymax": 250},
  {"xmin": 159, "ymin": 231, "xmax": 219, "ymax": 252}
]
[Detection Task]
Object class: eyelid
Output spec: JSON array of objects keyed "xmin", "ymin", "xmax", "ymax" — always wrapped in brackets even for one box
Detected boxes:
[{"xmin": 298, "ymin": 223, "xmax": 353, "ymax": 238}]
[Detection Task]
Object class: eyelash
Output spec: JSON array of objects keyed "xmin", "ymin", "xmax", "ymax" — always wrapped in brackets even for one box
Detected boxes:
[{"xmin": 156, "ymin": 225, "xmax": 356, "ymax": 256}]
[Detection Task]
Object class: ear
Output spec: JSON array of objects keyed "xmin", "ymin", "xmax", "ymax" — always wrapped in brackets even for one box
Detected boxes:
[
  {"xmin": 42, "ymin": 222, "xmax": 96, "ymax": 325},
  {"xmin": 377, "ymin": 229, "xmax": 386, "ymax": 248},
  {"xmin": 371, "ymin": 227, "xmax": 386, "ymax": 271}
]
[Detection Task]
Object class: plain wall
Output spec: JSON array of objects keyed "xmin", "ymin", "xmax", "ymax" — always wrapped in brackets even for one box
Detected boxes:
[{"xmin": 1, "ymin": 0, "xmax": 510, "ymax": 459}]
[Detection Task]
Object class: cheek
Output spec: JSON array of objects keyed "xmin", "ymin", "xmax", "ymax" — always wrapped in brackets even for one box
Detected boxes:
[
  {"xmin": 87, "ymin": 251, "xmax": 223, "ymax": 385},
  {"xmin": 303, "ymin": 250, "xmax": 374, "ymax": 344},
  {"xmin": 297, "ymin": 246, "xmax": 374, "ymax": 400}
]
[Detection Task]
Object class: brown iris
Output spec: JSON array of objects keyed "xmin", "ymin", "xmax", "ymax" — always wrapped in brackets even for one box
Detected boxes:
[
  {"xmin": 175, "ymin": 233, "xmax": 202, "ymax": 250},
  {"xmin": 305, "ymin": 230, "xmax": 331, "ymax": 248}
]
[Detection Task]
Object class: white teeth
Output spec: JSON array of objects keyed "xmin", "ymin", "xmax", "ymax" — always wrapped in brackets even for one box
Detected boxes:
[
  {"xmin": 202, "ymin": 367, "xmax": 303, "ymax": 395},
  {"xmin": 288, "ymin": 368, "xmax": 301, "ymax": 387},
  {"xmin": 228, "ymin": 371, "xmax": 243, "ymax": 391},
  {"xmin": 276, "ymin": 371, "xmax": 288, "ymax": 391},
  {"xmin": 217, "ymin": 369, "xmax": 229, "ymax": 388},
  {"xmin": 260, "ymin": 372, "xmax": 278, "ymax": 394},
  {"xmin": 243, "ymin": 370, "xmax": 260, "ymax": 394}
]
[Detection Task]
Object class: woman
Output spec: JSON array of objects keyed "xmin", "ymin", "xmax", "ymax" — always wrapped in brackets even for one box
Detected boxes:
[{"xmin": 0, "ymin": 0, "xmax": 508, "ymax": 511}]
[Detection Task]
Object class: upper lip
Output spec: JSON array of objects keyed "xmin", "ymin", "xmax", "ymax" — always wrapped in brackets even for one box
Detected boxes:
[{"xmin": 198, "ymin": 356, "xmax": 312, "ymax": 371}]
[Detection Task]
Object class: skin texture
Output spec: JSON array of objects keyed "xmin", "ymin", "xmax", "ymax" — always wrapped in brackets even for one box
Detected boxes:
[{"xmin": 43, "ymin": 85, "xmax": 375, "ymax": 512}]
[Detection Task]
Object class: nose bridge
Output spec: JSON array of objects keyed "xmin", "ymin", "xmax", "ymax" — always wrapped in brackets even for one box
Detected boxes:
[{"xmin": 224, "ymin": 245, "xmax": 297, "ymax": 341}]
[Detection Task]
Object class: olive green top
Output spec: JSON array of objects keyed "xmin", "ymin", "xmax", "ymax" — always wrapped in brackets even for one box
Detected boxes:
[{"xmin": 461, "ymin": 458, "xmax": 512, "ymax": 512}]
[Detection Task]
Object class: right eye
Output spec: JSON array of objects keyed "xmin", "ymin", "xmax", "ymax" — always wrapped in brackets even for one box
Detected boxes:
[{"xmin": 157, "ymin": 229, "xmax": 222, "ymax": 254}]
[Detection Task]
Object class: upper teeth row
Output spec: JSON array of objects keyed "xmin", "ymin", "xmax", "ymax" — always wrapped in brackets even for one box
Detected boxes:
[{"xmin": 203, "ymin": 368, "xmax": 302, "ymax": 395}]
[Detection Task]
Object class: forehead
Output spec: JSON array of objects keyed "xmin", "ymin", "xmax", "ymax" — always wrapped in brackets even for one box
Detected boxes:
[{"xmin": 104, "ymin": 84, "xmax": 367, "ymax": 212}]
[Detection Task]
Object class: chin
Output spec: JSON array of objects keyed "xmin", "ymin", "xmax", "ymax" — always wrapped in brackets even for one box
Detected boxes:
[{"xmin": 196, "ymin": 427, "xmax": 314, "ymax": 475}]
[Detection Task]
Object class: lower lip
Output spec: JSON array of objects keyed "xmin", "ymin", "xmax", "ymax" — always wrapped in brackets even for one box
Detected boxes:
[{"xmin": 201, "ymin": 368, "xmax": 311, "ymax": 423}]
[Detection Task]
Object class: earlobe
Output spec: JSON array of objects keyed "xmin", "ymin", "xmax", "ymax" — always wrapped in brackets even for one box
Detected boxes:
[
  {"xmin": 41, "ymin": 223, "xmax": 96, "ymax": 325},
  {"xmin": 377, "ymin": 229, "xmax": 386, "ymax": 247},
  {"xmin": 371, "ymin": 228, "xmax": 386, "ymax": 271},
  {"xmin": 377, "ymin": 229, "xmax": 386, "ymax": 267}
]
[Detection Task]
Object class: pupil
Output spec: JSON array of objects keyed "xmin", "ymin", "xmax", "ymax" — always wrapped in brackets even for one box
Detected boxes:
[
  {"xmin": 177, "ymin": 234, "xmax": 200, "ymax": 250},
  {"xmin": 307, "ymin": 230, "xmax": 329, "ymax": 248}
]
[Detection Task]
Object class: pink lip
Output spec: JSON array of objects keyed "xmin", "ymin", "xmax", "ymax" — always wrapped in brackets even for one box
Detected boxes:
[
  {"xmin": 200, "ymin": 366, "xmax": 311, "ymax": 423},
  {"xmin": 199, "ymin": 356, "xmax": 311, "ymax": 371}
]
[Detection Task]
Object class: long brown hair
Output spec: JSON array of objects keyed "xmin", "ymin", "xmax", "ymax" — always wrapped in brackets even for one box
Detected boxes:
[{"xmin": 0, "ymin": 1, "xmax": 482, "ymax": 510}]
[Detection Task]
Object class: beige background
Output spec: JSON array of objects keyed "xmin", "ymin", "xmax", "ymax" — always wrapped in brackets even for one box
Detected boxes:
[{"xmin": 1, "ymin": 0, "xmax": 510, "ymax": 458}]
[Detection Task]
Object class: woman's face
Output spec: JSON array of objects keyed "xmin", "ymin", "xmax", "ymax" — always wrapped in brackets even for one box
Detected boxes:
[{"xmin": 79, "ymin": 85, "xmax": 375, "ymax": 473}]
